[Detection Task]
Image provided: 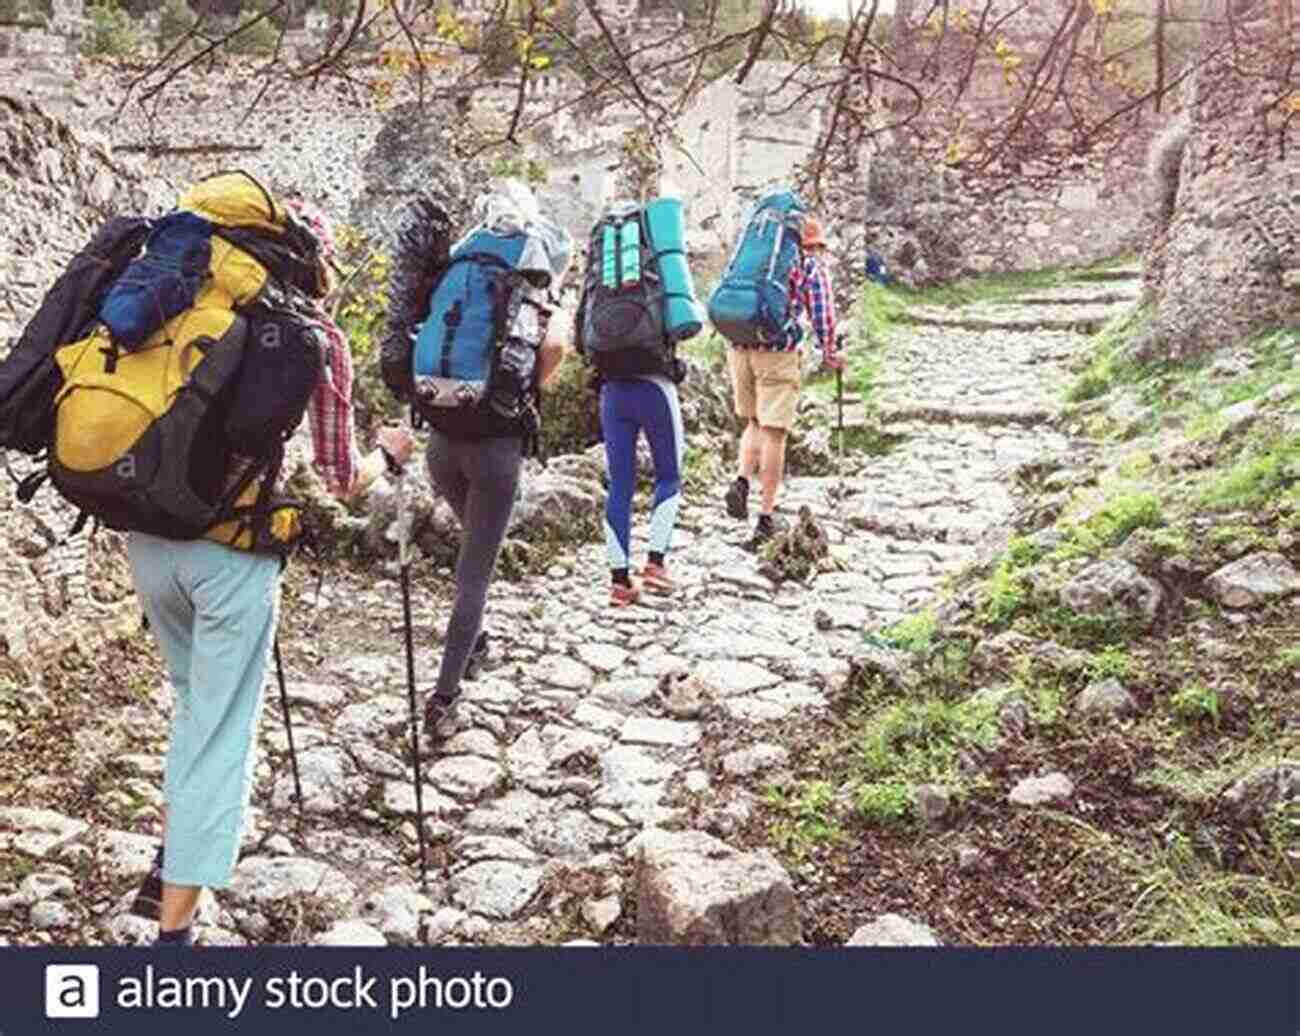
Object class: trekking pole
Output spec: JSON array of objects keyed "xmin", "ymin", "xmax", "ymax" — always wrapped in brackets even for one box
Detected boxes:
[
  {"xmin": 833, "ymin": 330, "xmax": 846, "ymax": 503},
  {"xmin": 388, "ymin": 448, "xmax": 429, "ymax": 890},
  {"xmin": 836, "ymin": 363, "xmax": 845, "ymax": 501},
  {"xmin": 272, "ymin": 639, "xmax": 304, "ymax": 825}
]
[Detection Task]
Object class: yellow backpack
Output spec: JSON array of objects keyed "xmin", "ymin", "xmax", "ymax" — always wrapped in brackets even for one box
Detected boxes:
[{"xmin": 44, "ymin": 170, "xmax": 327, "ymax": 554}]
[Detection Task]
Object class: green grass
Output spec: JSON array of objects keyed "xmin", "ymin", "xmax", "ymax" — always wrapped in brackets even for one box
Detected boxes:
[
  {"xmin": 1054, "ymin": 491, "xmax": 1164, "ymax": 559},
  {"xmin": 1086, "ymin": 645, "xmax": 1133, "ymax": 681},
  {"xmin": 1200, "ymin": 436, "xmax": 1300, "ymax": 511},
  {"xmin": 853, "ymin": 781, "xmax": 914, "ymax": 826},
  {"xmin": 1062, "ymin": 816, "xmax": 1298, "ymax": 945},
  {"xmin": 764, "ymin": 780, "xmax": 843, "ymax": 858},
  {"xmin": 873, "ymin": 609, "xmax": 937, "ymax": 654},
  {"xmin": 1064, "ymin": 304, "xmax": 1155, "ymax": 403},
  {"xmin": 1169, "ymin": 682, "xmax": 1222, "ymax": 727},
  {"xmin": 1271, "ymin": 646, "xmax": 1300, "ymax": 672},
  {"xmin": 977, "ymin": 559, "xmax": 1028, "ymax": 626},
  {"xmin": 896, "ymin": 265, "xmax": 1076, "ymax": 309},
  {"xmin": 858, "ymin": 696, "xmax": 999, "ymax": 784}
]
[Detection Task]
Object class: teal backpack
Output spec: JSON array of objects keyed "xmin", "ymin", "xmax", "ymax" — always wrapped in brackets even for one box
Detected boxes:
[{"xmin": 707, "ymin": 189, "xmax": 807, "ymax": 347}]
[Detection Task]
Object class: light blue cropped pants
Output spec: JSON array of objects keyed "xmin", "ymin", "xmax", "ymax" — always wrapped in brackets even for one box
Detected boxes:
[{"xmin": 128, "ymin": 532, "xmax": 281, "ymax": 888}]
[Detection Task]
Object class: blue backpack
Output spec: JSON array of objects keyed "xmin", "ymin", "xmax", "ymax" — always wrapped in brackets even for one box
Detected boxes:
[
  {"xmin": 707, "ymin": 190, "xmax": 807, "ymax": 347},
  {"xmin": 411, "ymin": 229, "xmax": 547, "ymax": 418}
]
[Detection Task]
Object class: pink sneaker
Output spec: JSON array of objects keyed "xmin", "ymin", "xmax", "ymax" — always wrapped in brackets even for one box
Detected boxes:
[
  {"xmin": 610, "ymin": 581, "xmax": 642, "ymax": 607},
  {"xmin": 640, "ymin": 562, "xmax": 676, "ymax": 594}
]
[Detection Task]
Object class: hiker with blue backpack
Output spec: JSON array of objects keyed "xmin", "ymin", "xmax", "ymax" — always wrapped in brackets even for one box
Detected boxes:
[
  {"xmin": 708, "ymin": 195, "xmax": 842, "ymax": 551},
  {"xmin": 575, "ymin": 196, "xmax": 703, "ymax": 606},
  {"xmin": 380, "ymin": 180, "xmax": 574, "ymax": 738}
]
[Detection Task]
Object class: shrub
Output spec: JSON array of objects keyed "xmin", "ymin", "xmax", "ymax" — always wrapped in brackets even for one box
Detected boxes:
[
  {"xmin": 158, "ymin": 0, "xmax": 195, "ymax": 45},
  {"xmin": 83, "ymin": 0, "xmax": 141, "ymax": 56},
  {"xmin": 538, "ymin": 352, "xmax": 597, "ymax": 459},
  {"xmin": 332, "ymin": 232, "xmax": 400, "ymax": 434},
  {"xmin": 1169, "ymin": 683, "xmax": 1220, "ymax": 727},
  {"xmin": 854, "ymin": 782, "xmax": 913, "ymax": 826},
  {"xmin": 223, "ymin": 4, "xmax": 279, "ymax": 54}
]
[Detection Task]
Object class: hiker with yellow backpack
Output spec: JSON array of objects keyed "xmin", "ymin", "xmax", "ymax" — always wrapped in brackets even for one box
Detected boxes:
[{"xmin": 0, "ymin": 171, "xmax": 413, "ymax": 945}]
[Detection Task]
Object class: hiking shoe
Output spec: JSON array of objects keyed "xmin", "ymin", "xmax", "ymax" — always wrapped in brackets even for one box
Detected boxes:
[
  {"xmin": 423, "ymin": 692, "xmax": 461, "ymax": 740},
  {"xmin": 724, "ymin": 477, "xmax": 749, "ymax": 520},
  {"xmin": 640, "ymin": 562, "xmax": 676, "ymax": 595},
  {"xmin": 610, "ymin": 580, "xmax": 642, "ymax": 607},
  {"xmin": 129, "ymin": 843, "xmax": 164, "ymax": 921},
  {"xmin": 463, "ymin": 630, "xmax": 489, "ymax": 681},
  {"xmin": 743, "ymin": 518, "xmax": 778, "ymax": 553}
]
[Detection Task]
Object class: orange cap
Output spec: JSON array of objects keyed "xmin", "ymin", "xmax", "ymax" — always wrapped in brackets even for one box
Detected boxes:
[{"xmin": 801, "ymin": 216, "xmax": 827, "ymax": 249}]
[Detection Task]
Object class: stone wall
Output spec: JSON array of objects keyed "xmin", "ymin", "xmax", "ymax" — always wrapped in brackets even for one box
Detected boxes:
[
  {"xmin": 1140, "ymin": 16, "xmax": 1299, "ymax": 359},
  {"xmin": 0, "ymin": 95, "xmax": 172, "ymax": 678}
]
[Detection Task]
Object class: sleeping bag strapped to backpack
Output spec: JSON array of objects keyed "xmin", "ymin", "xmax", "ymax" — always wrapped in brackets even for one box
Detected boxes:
[
  {"xmin": 577, "ymin": 197, "xmax": 702, "ymax": 383},
  {"xmin": 707, "ymin": 189, "xmax": 807, "ymax": 347},
  {"xmin": 0, "ymin": 216, "xmax": 153, "ymax": 456},
  {"xmin": 380, "ymin": 194, "xmax": 453, "ymax": 404},
  {"xmin": 6, "ymin": 170, "xmax": 327, "ymax": 552}
]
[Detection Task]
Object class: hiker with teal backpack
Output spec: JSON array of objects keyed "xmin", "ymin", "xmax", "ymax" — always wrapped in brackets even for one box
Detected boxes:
[
  {"xmin": 575, "ymin": 195, "xmax": 703, "ymax": 606},
  {"xmin": 379, "ymin": 180, "xmax": 573, "ymax": 737},
  {"xmin": 708, "ymin": 195, "xmax": 842, "ymax": 551},
  {"xmin": 0, "ymin": 172, "xmax": 414, "ymax": 945}
]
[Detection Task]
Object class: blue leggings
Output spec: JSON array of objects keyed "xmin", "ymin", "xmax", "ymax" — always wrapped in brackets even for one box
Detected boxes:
[{"xmin": 600, "ymin": 375, "xmax": 684, "ymax": 569}]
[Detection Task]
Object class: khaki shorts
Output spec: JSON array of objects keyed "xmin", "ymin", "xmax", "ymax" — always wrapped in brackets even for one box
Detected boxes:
[{"xmin": 728, "ymin": 348, "xmax": 802, "ymax": 430}]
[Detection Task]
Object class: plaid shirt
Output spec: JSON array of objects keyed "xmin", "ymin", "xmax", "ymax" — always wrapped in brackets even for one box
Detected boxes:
[
  {"xmin": 788, "ymin": 253, "xmax": 837, "ymax": 354},
  {"xmin": 305, "ymin": 310, "xmax": 361, "ymax": 497},
  {"xmin": 743, "ymin": 254, "xmax": 838, "ymax": 355}
]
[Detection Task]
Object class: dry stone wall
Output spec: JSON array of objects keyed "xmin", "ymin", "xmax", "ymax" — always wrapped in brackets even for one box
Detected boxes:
[
  {"xmin": 1140, "ymin": 20, "xmax": 1300, "ymax": 359},
  {"xmin": 0, "ymin": 95, "xmax": 172, "ymax": 678}
]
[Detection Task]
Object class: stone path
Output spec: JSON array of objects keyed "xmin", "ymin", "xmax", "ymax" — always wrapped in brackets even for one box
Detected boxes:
[{"xmin": 1, "ymin": 268, "xmax": 1144, "ymax": 946}]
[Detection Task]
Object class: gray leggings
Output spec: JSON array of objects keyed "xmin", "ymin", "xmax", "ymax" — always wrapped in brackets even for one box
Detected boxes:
[{"xmin": 425, "ymin": 432, "xmax": 523, "ymax": 701}]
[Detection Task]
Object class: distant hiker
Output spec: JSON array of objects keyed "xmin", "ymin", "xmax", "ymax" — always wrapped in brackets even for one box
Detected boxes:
[
  {"xmin": 865, "ymin": 251, "xmax": 894, "ymax": 286},
  {"xmin": 575, "ymin": 196, "xmax": 703, "ymax": 606},
  {"xmin": 722, "ymin": 213, "xmax": 842, "ymax": 550},
  {"xmin": 119, "ymin": 183, "xmax": 415, "ymax": 945},
  {"xmin": 380, "ymin": 180, "xmax": 573, "ymax": 738}
]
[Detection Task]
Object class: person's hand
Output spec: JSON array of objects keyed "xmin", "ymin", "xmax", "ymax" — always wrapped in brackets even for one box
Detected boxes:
[
  {"xmin": 376, "ymin": 425, "xmax": 416, "ymax": 470},
  {"xmin": 821, "ymin": 350, "xmax": 845, "ymax": 371}
]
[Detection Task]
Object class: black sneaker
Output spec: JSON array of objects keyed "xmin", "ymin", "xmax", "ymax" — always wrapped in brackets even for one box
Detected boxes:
[
  {"xmin": 423, "ymin": 692, "xmax": 461, "ymax": 740},
  {"xmin": 724, "ymin": 477, "xmax": 749, "ymax": 520},
  {"xmin": 129, "ymin": 843, "xmax": 164, "ymax": 920},
  {"xmin": 463, "ymin": 631, "xmax": 489, "ymax": 681}
]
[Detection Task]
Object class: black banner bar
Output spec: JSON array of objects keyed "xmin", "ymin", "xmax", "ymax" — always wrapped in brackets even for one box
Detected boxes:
[{"xmin": 0, "ymin": 948, "xmax": 1294, "ymax": 1035}]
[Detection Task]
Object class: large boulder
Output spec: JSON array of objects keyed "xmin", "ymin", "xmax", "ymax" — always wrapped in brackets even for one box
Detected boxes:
[
  {"xmin": 630, "ymin": 828, "xmax": 801, "ymax": 945},
  {"xmin": 1204, "ymin": 552, "xmax": 1300, "ymax": 609},
  {"xmin": 1059, "ymin": 559, "xmax": 1163, "ymax": 622}
]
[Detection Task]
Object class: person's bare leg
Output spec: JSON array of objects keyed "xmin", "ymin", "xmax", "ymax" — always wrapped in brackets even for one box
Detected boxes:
[
  {"xmin": 159, "ymin": 883, "xmax": 201, "ymax": 932},
  {"xmin": 737, "ymin": 418, "xmax": 761, "ymax": 480},
  {"xmin": 758, "ymin": 425, "xmax": 788, "ymax": 516}
]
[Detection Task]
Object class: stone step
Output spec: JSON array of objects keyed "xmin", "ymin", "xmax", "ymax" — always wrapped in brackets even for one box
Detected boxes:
[
  {"xmin": 993, "ymin": 292, "xmax": 1138, "ymax": 307},
  {"xmin": 877, "ymin": 402, "xmax": 1053, "ymax": 427},
  {"xmin": 898, "ymin": 312, "xmax": 1106, "ymax": 335},
  {"xmin": 1069, "ymin": 268, "xmax": 1143, "ymax": 283}
]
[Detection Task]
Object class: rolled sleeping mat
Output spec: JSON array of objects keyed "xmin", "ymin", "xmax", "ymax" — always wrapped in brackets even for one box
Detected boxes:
[{"xmin": 643, "ymin": 197, "xmax": 704, "ymax": 342}]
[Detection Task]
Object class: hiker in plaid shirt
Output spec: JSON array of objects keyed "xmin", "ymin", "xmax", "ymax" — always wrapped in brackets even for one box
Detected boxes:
[{"xmin": 724, "ymin": 215, "xmax": 842, "ymax": 550}]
